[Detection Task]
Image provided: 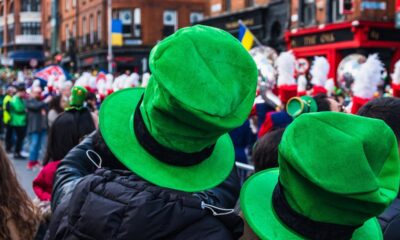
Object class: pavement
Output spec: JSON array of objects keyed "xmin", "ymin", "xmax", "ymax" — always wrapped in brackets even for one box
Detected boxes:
[{"xmin": 9, "ymin": 152, "xmax": 39, "ymax": 199}]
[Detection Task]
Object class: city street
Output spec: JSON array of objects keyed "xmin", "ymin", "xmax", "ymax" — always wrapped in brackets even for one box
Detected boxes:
[{"xmin": 9, "ymin": 153, "xmax": 37, "ymax": 198}]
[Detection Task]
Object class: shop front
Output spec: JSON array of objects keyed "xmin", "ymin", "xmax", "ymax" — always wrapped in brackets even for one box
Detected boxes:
[{"xmin": 286, "ymin": 21, "xmax": 400, "ymax": 81}]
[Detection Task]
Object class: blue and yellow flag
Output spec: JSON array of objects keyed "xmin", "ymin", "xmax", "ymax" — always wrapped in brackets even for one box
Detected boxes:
[
  {"xmin": 238, "ymin": 23, "xmax": 254, "ymax": 51},
  {"xmin": 112, "ymin": 19, "xmax": 123, "ymax": 46}
]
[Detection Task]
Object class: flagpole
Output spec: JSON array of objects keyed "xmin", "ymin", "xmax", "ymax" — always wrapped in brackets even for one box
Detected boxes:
[
  {"xmin": 238, "ymin": 19, "xmax": 263, "ymax": 47},
  {"xmin": 107, "ymin": 0, "xmax": 113, "ymax": 74}
]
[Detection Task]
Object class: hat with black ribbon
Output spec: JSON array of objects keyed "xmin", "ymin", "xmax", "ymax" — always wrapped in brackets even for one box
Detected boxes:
[
  {"xmin": 240, "ymin": 112, "xmax": 400, "ymax": 240},
  {"xmin": 99, "ymin": 25, "xmax": 258, "ymax": 192}
]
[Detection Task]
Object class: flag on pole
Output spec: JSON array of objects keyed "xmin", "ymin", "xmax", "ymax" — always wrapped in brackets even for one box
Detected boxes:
[
  {"xmin": 111, "ymin": 19, "xmax": 123, "ymax": 46},
  {"xmin": 34, "ymin": 65, "xmax": 67, "ymax": 83},
  {"xmin": 238, "ymin": 22, "xmax": 254, "ymax": 51}
]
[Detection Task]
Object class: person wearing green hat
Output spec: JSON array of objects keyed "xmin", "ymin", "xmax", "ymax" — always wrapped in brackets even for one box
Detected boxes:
[
  {"xmin": 48, "ymin": 25, "xmax": 257, "ymax": 239},
  {"xmin": 240, "ymin": 112, "xmax": 400, "ymax": 240}
]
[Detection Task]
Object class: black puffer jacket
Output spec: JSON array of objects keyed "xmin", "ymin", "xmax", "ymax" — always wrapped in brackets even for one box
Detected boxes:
[
  {"xmin": 51, "ymin": 132, "xmax": 241, "ymax": 211},
  {"xmin": 378, "ymin": 196, "xmax": 400, "ymax": 240},
  {"xmin": 48, "ymin": 169, "xmax": 243, "ymax": 240}
]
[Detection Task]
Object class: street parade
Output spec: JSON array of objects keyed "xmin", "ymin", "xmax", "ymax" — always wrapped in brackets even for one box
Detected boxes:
[{"xmin": 1, "ymin": 0, "xmax": 400, "ymax": 240}]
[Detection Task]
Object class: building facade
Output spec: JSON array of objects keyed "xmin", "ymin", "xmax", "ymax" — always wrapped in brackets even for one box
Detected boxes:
[
  {"xmin": 201, "ymin": 0, "xmax": 289, "ymax": 51},
  {"xmin": 43, "ymin": 0, "xmax": 208, "ymax": 73},
  {"xmin": 286, "ymin": 0, "xmax": 400, "ymax": 80},
  {"xmin": 0, "ymin": 0, "xmax": 43, "ymax": 68}
]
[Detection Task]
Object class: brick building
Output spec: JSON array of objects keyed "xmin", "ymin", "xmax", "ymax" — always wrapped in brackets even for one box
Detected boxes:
[
  {"xmin": 0, "ymin": 0, "xmax": 43, "ymax": 68},
  {"xmin": 43, "ymin": 0, "xmax": 208, "ymax": 73},
  {"xmin": 200, "ymin": 0, "xmax": 289, "ymax": 51},
  {"xmin": 286, "ymin": 0, "xmax": 400, "ymax": 80}
]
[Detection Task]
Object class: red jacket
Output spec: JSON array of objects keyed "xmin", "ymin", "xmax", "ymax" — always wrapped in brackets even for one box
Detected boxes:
[{"xmin": 33, "ymin": 161, "xmax": 61, "ymax": 201}]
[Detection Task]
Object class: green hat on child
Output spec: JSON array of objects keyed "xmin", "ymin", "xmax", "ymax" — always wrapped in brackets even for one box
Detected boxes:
[
  {"xmin": 68, "ymin": 86, "xmax": 87, "ymax": 110},
  {"xmin": 241, "ymin": 112, "xmax": 400, "ymax": 240},
  {"xmin": 99, "ymin": 25, "xmax": 258, "ymax": 192}
]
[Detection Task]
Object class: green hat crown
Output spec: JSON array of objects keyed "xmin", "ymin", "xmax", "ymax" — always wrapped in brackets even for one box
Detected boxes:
[
  {"xmin": 286, "ymin": 96, "xmax": 318, "ymax": 118},
  {"xmin": 141, "ymin": 25, "xmax": 258, "ymax": 153},
  {"xmin": 70, "ymin": 86, "xmax": 87, "ymax": 107},
  {"xmin": 279, "ymin": 112, "xmax": 400, "ymax": 225}
]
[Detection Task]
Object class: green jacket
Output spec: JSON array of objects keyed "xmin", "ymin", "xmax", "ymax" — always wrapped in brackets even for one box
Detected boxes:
[
  {"xmin": 9, "ymin": 95, "xmax": 26, "ymax": 127},
  {"xmin": 3, "ymin": 95, "xmax": 12, "ymax": 124}
]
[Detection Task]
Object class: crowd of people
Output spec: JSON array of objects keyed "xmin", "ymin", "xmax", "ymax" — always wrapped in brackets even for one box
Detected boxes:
[{"xmin": 0, "ymin": 25, "xmax": 400, "ymax": 240}]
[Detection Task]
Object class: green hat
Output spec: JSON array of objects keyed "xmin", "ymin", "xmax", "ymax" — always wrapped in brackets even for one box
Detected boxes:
[
  {"xmin": 68, "ymin": 86, "xmax": 87, "ymax": 110},
  {"xmin": 241, "ymin": 112, "xmax": 400, "ymax": 240},
  {"xmin": 286, "ymin": 96, "xmax": 318, "ymax": 118},
  {"xmin": 99, "ymin": 25, "xmax": 257, "ymax": 192}
]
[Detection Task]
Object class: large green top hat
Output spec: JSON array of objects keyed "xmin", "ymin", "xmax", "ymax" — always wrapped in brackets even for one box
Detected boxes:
[
  {"xmin": 241, "ymin": 112, "xmax": 400, "ymax": 239},
  {"xmin": 99, "ymin": 25, "xmax": 258, "ymax": 192}
]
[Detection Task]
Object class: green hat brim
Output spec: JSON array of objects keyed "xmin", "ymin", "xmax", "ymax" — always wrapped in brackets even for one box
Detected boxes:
[
  {"xmin": 99, "ymin": 88, "xmax": 235, "ymax": 192},
  {"xmin": 240, "ymin": 169, "xmax": 383, "ymax": 240}
]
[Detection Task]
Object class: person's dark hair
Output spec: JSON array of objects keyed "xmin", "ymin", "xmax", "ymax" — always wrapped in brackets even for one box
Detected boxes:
[
  {"xmin": 49, "ymin": 95, "xmax": 63, "ymax": 114},
  {"xmin": 357, "ymin": 97, "xmax": 400, "ymax": 140},
  {"xmin": 86, "ymin": 92, "xmax": 96, "ymax": 101},
  {"xmin": 252, "ymin": 128, "xmax": 285, "ymax": 172},
  {"xmin": 313, "ymin": 94, "xmax": 331, "ymax": 112},
  {"xmin": 43, "ymin": 108, "xmax": 96, "ymax": 165},
  {"xmin": 92, "ymin": 130, "xmax": 129, "ymax": 170}
]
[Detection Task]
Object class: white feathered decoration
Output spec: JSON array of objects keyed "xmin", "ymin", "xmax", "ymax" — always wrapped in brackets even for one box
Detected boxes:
[
  {"xmin": 391, "ymin": 60, "xmax": 400, "ymax": 85},
  {"xmin": 310, "ymin": 56, "xmax": 330, "ymax": 87},
  {"xmin": 106, "ymin": 74, "xmax": 114, "ymax": 92},
  {"xmin": 276, "ymin": 51, "xmax": 296, "ymax": 86},
  {"xmin": 352, "ymin": 54, "xmax": 383, "ymax": 99},
  {"xmin": 297, "ymin": 75, "xmax": 308, "ymax": 93},
  {"xmin": 141, "ymin": 73, "xmax": 151, "ymax": 87},
  {"xmin": 325, "ymin": 79, "xmax": 335, "ymax": 97}
]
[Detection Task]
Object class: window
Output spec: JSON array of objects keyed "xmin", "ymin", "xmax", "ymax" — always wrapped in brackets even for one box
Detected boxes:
[
  {"xmin": 21, "ymin": 22, "xmax": 41, "ymax": 35},
  {"xmin": 72, "ymin": 0, "xmax": 76, "ymax": 8},
  {"xmin": 190, "ymin": 12, "xmax": 204, "ymax": 24},
  {"xmin": 97, "ymin": 12, "xmax": 102, "ymax": 41},
  {"xmin": 245, "ymin": 0, "xmax": 255, "ymax": 7},
  {"xmin": 89, "ymin": 15, "xmax": 94, "ymax": 44},
  {"xmin": 65, "ymin": 0, "xmax": 69, "ymax": 11},
  {"xmin": 133, "ymin": 8, "xmax": 141, "ymax": 38},
  {"xmin": 0, "ymin": 27, "xmax": 3, "ymax": 45},
  {"xmin": 163, "ymin": 10, "xmax": 177, "ymax": 37},
  {"xmin": 82, "ymin": 17, "xmax": 87, "ymax": 45},
  {"xmin": 119, "ymin": 9, "xmax": 133, "ymax": 36},
  {"xmin": 21, "ymin": 0, "xmax": 41, "ymax": 12},
  {"xmin": 112, "ymin": 8, "xmax": 141, "ymax": 38},
  {"xmin": 7, "ymin": 24, "xmax": 14, "ymax": 43},
  {"xmin": 299, "ymin": 0, "xmax": 315, "ymax": 27},
  {"xmin": 9, "ymin": 1, "xmax": 14, "ymax": 14},
  {"xmin": 327, "ymin": 0, "xmax": 344, "ymax": 23},
  {"xmin": 65, "ymin": 25, "xmax": 70, "ymax": 49},
  {"xmin": 225, "ymin": 0, "xmax": 231, "ymax": 11}
]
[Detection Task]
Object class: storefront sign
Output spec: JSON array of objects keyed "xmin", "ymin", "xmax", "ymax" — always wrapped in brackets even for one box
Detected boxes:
[
  {"xmin": 361, "ymin": 1, "xmax": 386, "ymax": 10},
  {"xmin": 290, "ymin": 29, "xmax": 354, "ymax": 48},
  {"xmin": 368, "ymin": 28, "xmax": 400, "ymax": 41}
]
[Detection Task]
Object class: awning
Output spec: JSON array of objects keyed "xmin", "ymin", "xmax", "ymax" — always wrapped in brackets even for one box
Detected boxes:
[{"xmin": 8, "ymin": 50, "xmax": 45, "ymax": 62}]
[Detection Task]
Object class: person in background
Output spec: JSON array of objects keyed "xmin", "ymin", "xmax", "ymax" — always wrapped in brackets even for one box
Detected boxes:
[
  {"xmin": 0, "ymin": 144, "xmax": 40, "ymax": 239},
  {"xmin": 34, "ymin": 91, "xmax": 96, "ymax": 202},
  {"xmin": 26, "ymin": 87, "xmax": 50, "ymax": 170},
  {"xmin": 9, "ymin": 85, "xmax": 27, "ymax": 159},
  {"xmin": 4, "ymin": 86, "xmax": 16, "ymax": 152},
  {"xmin": 85, "ymin": 91, "xmax": 99, "ymax": 128},
  {"xmin": 47, "ymin": 95, "xmax": 63, "ymax": 128},
  {"xmin": 252, "ymin": 127, "xmax": 285, "ymax": 172},
  {"xmin": 0, "ymin": 87, "xmax": 5, "ymax": 137},
  {"xmin": 357, "ymin": 97, "xmax": 400, "ymax": 240}
]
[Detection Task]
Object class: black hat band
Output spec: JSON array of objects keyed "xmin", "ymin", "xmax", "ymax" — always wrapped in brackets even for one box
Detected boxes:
[
  {"xmin": 272, "ymin": 183, "xmax": 360, "ymax": 240},
  {"xmin": 134, "ymin": 95, "xmax": 215, "ymax": 167}
]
